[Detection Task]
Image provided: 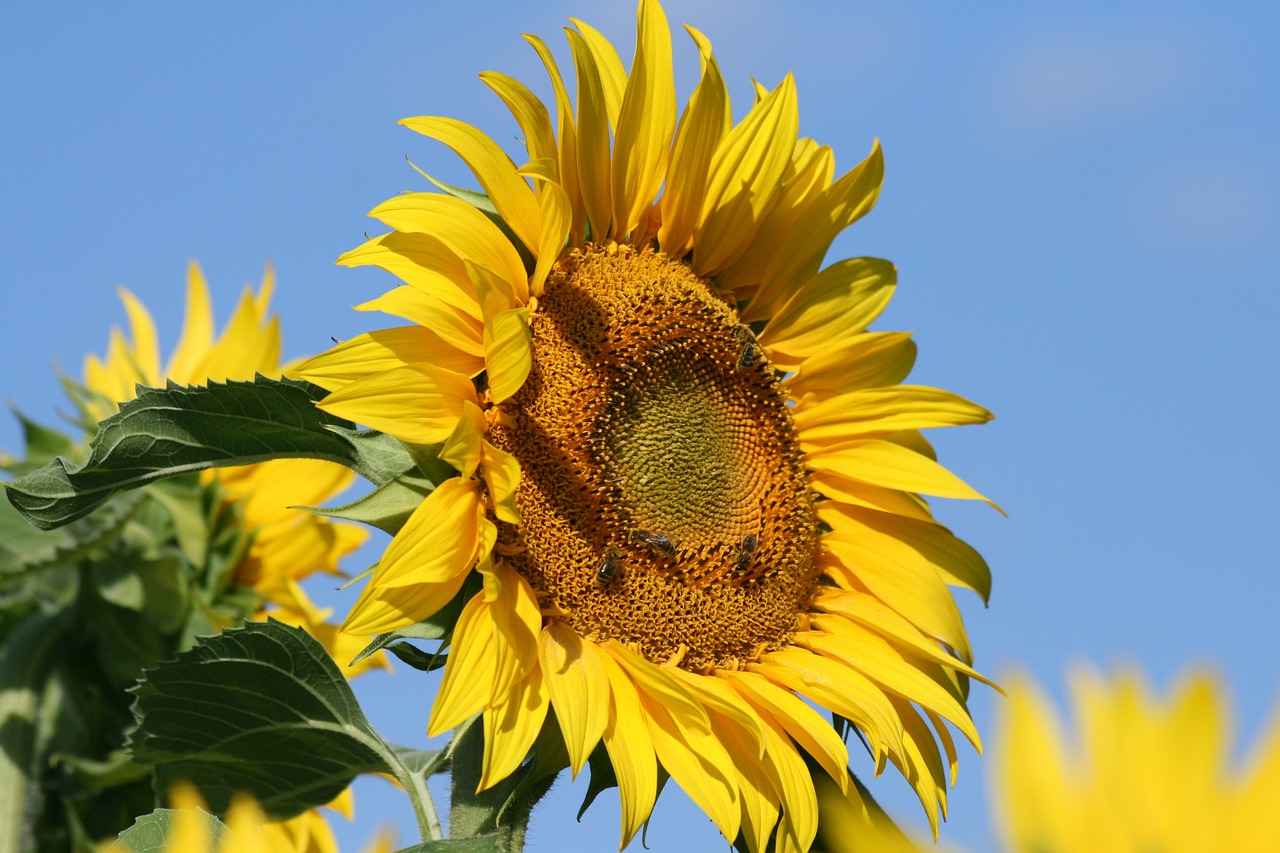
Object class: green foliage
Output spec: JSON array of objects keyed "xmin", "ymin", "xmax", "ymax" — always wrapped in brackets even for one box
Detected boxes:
[
  {"xmin": 2, "ymin": 376, "xmax": 410, "ymax": 530},
  {"xmin": 129, "ymin": 620, "xmax": 393, "ymax": 819},
  {"xmin": 108, "ymin": 809, "xmax": 226, "ymax": 852}
]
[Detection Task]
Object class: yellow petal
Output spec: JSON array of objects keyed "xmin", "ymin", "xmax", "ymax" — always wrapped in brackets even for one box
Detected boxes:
[
  {"xmin": 794, "ymin": 385, "xmax": 993, "ymax": 450},
  {"xmin": 115, "ymin": 287, "xmax": 161, "ymax": 386},
  {"xmin": 313, "ymin": 364, "xmax": 476, "ymax": 445},
  {"xmin": 196, "ymin": 285, "xmax": 281, "ymax": 383},
  {"xmin": 743, "ymin": 140, "xmax": 885, "ymax": 323},
  {"xmin": 657, "ymin": 25, "xmax": 729, "ymax": 257},
  {"xmin": 610, "ymin": 0, "xmax": 676, "ymax": 240},
  {"xmin": 795, "ymin": 626, "xmax": 979, "ymax": 750},
  {"xmin": 992, "ymin": 672, "xmax": 1077, "ymax": 851},
  {"xmin": 808, "ymin": 470, "xmax": 935, "ymax": 522},
  {"xmin": 481, "ymin": 439, "xmax": 522, "ymax": 525},
  {"xmin": 806, "ymin": 438, "xmax": 997, "ymax": 510},
  {"xmin": 819, "ymin": 516, "xmax": 973, "ymax": 664},
  {"xmin": 524, "ymin": 33, "xmax": 586, "ymax": 243},
  {"xmin": 604, "ymin": 640, "xmax": 710, "ymax": 735},
  {"xmin": 757, "ymin": 257, "xmax": 897, "ymax": 368},
  {"xmin": 752, "ymin": 646, "xmax": 904, "ymax": 769},
  {"xmin": 480, "ymin": 664, "xmax": 550, "ymax": 791},
  {"xmin": 692, "ymin": 74, "xmax": 799, "ymax": 275},
  {"xmin": 810, "ymin": 587, "xmax": 994, "ymax": 688},
  {"xmin": 341, "ymin": 479, "xmax": 485, "ymax": 635},
  {"xmin": 566, "ymin": 27, "xmax": 613, "ymax": 239},
  {"xmin": 439, "ymin": 400, "xmax": 487, "ymax": 477},
  {"xmin": 568, "ymin": 17, "xmax": 626, "ymax": 126},
  {"xmin": 354, "ymin": 287, "xmax": 486, "ymax": 358},
  {"xmin": 529, "ymin": 176, "xmax": 572, "ymax": 297},
  {"xmin": 479, "ymin": 71, "xmax": 558, "ymax": 169},
  {"xmin": 428, "ymin": 592, "xmax": 497, "ymax": 737},
  {"xmin": 165, "ymin": 260, "xmax": 215, "ymax": 384},
  {"xmin": 338, "ymin": 231, "xmax": 480, "ymax": 321},
  {"xmin": 759, "ymin": 718, "xmax": 818, "ymax": 853},
  {"xmin": 366, "ymin": 194, "xmax": 526, "ymax": 301},
  {"xmin": 399, "ymin": 116, "xmax": 541, "ymax": 257},
  {"xmin": 823, "ymin": 502, "xmax": 992, "ymax": 601},
  {"xmin": 293, "ymin": 327, "xmax": 483, "ymax": 391},
  {"xmin": 719, "ymin": 669, "xmax": 850, "ymax": 795},
  {"xmin": 716, "ymin": 139, "xmax": 834, "ymax": 296},
  {"xmin": 483, "ymin": 307, "xmax": 533, "ymax": 404},
  {"xmin": 638, "ymin": 688, "xmax": 741, "ymax": 842},
  {"xmin": 539, "ymin": 621, "xmax": 611, "ymax": 777},
  {"xmin": 596, "ymin": 646, "xmax": 658, "ymax": 848},
  {"xmin": 668, "ymin": 667, "xmax": 765, "ymax": 758},
  {"xmin": 480, "ymin": 562, "xmax": 541, "ymax": 702},
  {"xmin": 783, "ymin": 331, "xmax": 916, "ymax": 401}
]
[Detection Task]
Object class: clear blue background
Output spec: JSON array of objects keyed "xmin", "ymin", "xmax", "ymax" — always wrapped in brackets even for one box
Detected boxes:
[{"xmin": 3, "ymin": 2, "xmax": 1278, "ymax": 851}]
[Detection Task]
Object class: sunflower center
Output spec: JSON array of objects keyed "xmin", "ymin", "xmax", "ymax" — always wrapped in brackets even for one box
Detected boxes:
[{"xmin": 490, "ymin": 244, "xmax": 819, "ymax": 671}]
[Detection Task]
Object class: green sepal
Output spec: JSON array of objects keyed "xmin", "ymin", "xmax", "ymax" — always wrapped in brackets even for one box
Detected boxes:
[
  {"xmin": 4, "ymin": 376, "xmax": 371, "ymax": 530},
  {"xmin": 303, "ymin": 471, "xmax": 434, "ymax": 536},
  {"xmin": 108, "ymin": 808, "xmax": 227, "ymax": 852},
  {"xmin": 576, "ymin": 743, "xmax": 618, "ymax": 821},
  {"xmin": 128, "ymin": 619, "xmax": 394, "ymax": 819}
]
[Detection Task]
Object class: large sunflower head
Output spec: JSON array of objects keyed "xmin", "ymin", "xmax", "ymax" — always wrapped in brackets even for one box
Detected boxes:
[
  {"xmin": 992, "ymin": 667, "xmax": 1280, "ymax": 853},
  {"xmin": 78, "ymin": 261, "xmax": 376, "ymax": 674},
  {"xmin": 299, "ymin": 1, "xmax": 996, "ymax": 848}
]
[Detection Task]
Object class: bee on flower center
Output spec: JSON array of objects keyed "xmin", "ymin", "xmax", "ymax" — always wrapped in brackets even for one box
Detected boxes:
[
  {"xmin": 627, "ymin": 528, "xmax": 677, "ymax": 556},
  {"xmin": 595, "ymin": 545, "xmax": 623, "ymax": 588},
  {"xmin": 735, "ymin": 533, "xmax": 760, "ymax": 574}
]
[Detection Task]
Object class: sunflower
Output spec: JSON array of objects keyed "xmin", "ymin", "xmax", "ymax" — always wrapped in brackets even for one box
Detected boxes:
[
  {"xmin": 140, "ymin": 784, "xmax": 392, "ymax": 853},
  {"xmin": 297, "ymin": 1, "xmax": 995, "ymax": 848},
  {"xmin": 992, "ymin": 667, "xmax": 1280, "ymax": 853},
  {"xmin": 80, "ymin": 261, "xmax": 377, "ymax": 675}
]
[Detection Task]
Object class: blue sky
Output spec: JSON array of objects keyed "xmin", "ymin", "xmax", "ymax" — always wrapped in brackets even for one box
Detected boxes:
[{"xmin": 3, "ymin": 2, "xmax": 1278, "ymax": 851}]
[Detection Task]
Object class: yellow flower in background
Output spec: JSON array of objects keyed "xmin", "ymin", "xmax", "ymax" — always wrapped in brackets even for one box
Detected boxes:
[
  {"xmin": 80, "ymin": 261, "xmax": 378, "ymax": 675},
  {"xmin": 150, "ymin": 784, "xmax": 392, "ymax": 853},
  {"xmin": 298, "ymin": 1, "xmax": 995, "ymax": 849},
  {"xmin": 992, "ymin": 667, "xmax": 1280, "ymax": 853}
]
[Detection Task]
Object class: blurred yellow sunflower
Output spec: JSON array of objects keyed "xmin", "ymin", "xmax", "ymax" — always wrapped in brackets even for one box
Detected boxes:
[
  {"xmin": 145, "ymin": 784, "xmax": 392, "ymax": 853},
  {"xmin": 81, "ymin": 261, "xmax": 378, "ymax": 675},
  {"xmin": 992, "ymin": 667, "xmax": 1280, "ymax": 853},
  {"xmin": 298, "ymin": 1, "xmax": 995, "ymax": 849}
]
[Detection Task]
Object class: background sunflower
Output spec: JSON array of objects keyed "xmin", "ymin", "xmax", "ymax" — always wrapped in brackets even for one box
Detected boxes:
[{"xmin": 3, "ymin": 3, "xmax": 1278, "ymax": 851}]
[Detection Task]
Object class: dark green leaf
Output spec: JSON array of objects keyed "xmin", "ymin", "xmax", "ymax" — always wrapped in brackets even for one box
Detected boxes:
[
  {"xmin": 128, "ymin": 620, "xmax": 394, "ymax": 819},
  {"xmin": 304, "ymin": 471, "xmax": 433, "ymax": 535},
  {"xmin": 0, "ymin": 490, "xmax": 142, "ymax": 581},
  {"xmin": 5, "ymin": 376, "xmax": 366, "ymax": 530},
  {"xmin": 109, "ymin": 808, "xmax": 226, "ymax": 852}
]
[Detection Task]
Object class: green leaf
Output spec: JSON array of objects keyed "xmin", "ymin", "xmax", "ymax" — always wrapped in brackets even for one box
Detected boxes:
[
  {"xmin": 577, "ymin": 744, "xmax": 618, "ymax": 821},
  {"xmin": 0, "ymin": 490, "xmax": 142, "ymax": 582},
  {"xmin": 109, "ymin": 808, "xmax": 227, "ymax": 852},
  {"xmin": 4, "ymin": 376, "xmax": 370, "ymax": 530},
  {"xmin": 304, "ymin": 471, "xmax": 434, "ymax": 535},
  {"xmin": 128, "ymin": 620, "xmax": 394, "ymax": 819}
]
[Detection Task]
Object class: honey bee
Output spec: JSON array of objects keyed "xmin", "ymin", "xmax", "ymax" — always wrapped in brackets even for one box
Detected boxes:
[
  {"xmin": 628, "ymin": 528, "xmax": 676, "ymax": 556},
  {"xmin": 596, "ymin": 545, "xmax": 623, "ymax": 587},
  {"xmin": 735, "ymin": 533, "xmax": 760, "ymax": 573},
  {"xmin": 733, "ymin": 324, "xmax": 761, "ymax": 371}
]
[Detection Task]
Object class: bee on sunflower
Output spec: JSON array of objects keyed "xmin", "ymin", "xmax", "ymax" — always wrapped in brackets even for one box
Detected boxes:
[{"xmin": 295, "ymin": 1, "xmax": 997, "ymax": 849}]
